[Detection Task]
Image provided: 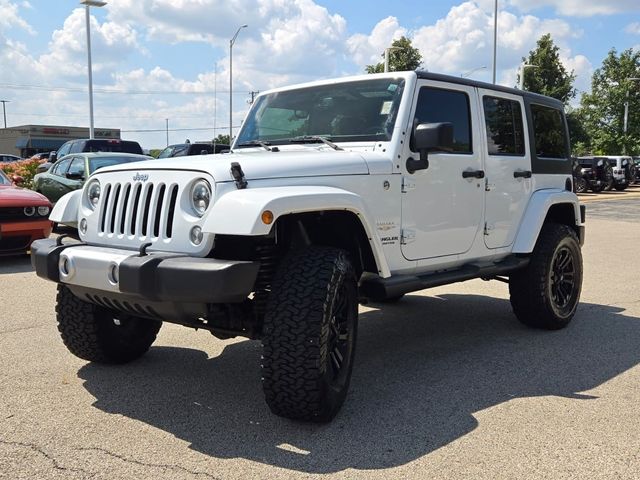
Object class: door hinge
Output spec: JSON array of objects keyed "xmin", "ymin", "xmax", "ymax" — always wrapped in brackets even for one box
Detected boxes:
[
  {"xmin": 401, "ymin": 229, "xmax": 416, "ymax": 245},
  {"xmin": 401, "ymin": 177, "xmax": 416, "ymax": 193},
  {"xmin": 484, "ymin": 222, "xmax": 494, "ymax": 235},
  {"xmin": 484, "ymin": 178, "xmax": 493, "ymax": 191}
]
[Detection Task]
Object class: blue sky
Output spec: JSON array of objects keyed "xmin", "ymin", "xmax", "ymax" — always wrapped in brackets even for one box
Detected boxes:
[{"xmin": 1, "ymin": 0, "xmax": 639, "ymax": 149}]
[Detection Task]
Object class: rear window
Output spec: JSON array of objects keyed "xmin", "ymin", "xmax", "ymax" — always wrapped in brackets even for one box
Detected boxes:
[
  {"xmin": 530, "ymin": 104, "xmax": 567, "ymax": 159},
  {"xmin": 89, "ymin": 156, "xmax": 148, "ymax": 173},
  {"xmin": 82, "ymin": 140, "xmax": 143, "ymax": 155}
]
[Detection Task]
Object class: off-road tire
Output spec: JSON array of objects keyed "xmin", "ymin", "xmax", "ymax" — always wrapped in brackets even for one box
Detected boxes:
[
  {"xmin": 604, "ymin": 166, "xmax": 614, "ymax": 191},
  {"xmin": 614, "ymin": 184, "xmax": 627, "ymax": 191},
  {"xmin": 56, "ymin": 285, "xmax": 162, "ymax": 364},
  {"xmin": 590, "ymin": 184, "xmax": 603, "ymax": 193},
  {"xmin": 261, "ymin": 247, "xmax": 358, "ymax": 422},
  {"xmin": 574, "ymin": 177, "xmax": 588, "ymax": 194},
  {"xmin": 509, "ymin": 223, "xmax": 582, "ymax": 330}
]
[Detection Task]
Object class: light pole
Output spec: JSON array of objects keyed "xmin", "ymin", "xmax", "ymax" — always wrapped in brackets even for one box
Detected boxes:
[
  {"xmin": 492, "ymin": 0, "xmax": 498, "ymax": 84},
  {"xmin": 80, "ymin": 0, "xmax": 106, "ymax": 140},
  {"xmin": 0, "ymin": 100, "xmax": 9, "ymax": 128},
  {"xmin": 518, "ymin": 63, "xmax": 539, "ymax": 90},
  {"xmin": 384, "ymin": 46, "xmax": 402, "ymax": 73},
  {"xmin": 461, "ymin": 66, "xmax": 486, "ymax": 78},
  {"xmin": 229, "ymin": 24, "xmax": 247, "ymax": 144},
  {"xmin": 623, "ymin": 77, "xmax": 640, "ymax": 154}
]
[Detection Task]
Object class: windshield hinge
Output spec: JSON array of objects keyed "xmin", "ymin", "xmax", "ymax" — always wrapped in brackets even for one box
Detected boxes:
[{"xmin": 230, "ymin": 162, "xmax": 248, "ymax": 189}]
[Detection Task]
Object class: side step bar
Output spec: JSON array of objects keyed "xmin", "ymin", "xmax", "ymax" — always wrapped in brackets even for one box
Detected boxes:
[{"xmin": 360, "ymin": 255, "xmax": 529, "ymax": 301}]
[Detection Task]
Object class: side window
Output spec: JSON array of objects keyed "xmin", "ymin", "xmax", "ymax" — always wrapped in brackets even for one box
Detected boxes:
[
  {"xmin": 68, "ymin": 157, "xmax": 85, "ymax": 177},
  {"xmin": 413, "ymin": 87, "xmax": 472, "ymax": 153},
  {"xmin": 69, "ymin": 141, "xmax": 83, "ymax": 153},
  {"xmin": 53, "ymin": 158, "xmax": 72, "ymax": 176},
  {"xmin": 530, "ymin": 104, "xmax": 567, "ymax": 159},
  {"xmin": 57, "ymin": 142, "xmax": 72, "ymax": 158},
  {"xmin": 483, "ymin": 96, "xmax": 525, "ymax": 156}
]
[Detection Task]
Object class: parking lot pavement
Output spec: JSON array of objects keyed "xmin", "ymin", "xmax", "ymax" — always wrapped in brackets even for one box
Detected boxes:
[{"xmin": 1, "ymin": 199, "xmax": 639, "ymax": 480}]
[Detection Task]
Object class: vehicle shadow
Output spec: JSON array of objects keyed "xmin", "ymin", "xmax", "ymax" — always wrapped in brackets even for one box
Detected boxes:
[
  {"xmin": 0, "ymin": 254, "xmax": 33, "ymax": 274},
  {"xmin": 78, "ymin": 294, "xmax": 640, "ymax": 473}
]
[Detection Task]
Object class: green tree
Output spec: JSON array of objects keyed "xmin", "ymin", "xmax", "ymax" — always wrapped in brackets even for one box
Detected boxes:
[
  {"xmin": 579, "ymin": 48, "xmax": 640, "ymax": 155},
  {"xmin": 365, "ymin": 36, "xmax": 423, "ymax": 73},
  {"xmin": 518, "ymin": 33, "xmax": 576, "ymax": 104},
  {"xmin": 213, "ymin": 134, "xmax": 230, "ymax": 145}
]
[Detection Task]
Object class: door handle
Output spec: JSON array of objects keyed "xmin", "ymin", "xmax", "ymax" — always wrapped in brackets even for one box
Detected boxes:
[
  {"xmin": 462, "ymin": 169, "xmax": 485, "ymax": 179},
  {"xmin": 513, "ymin": 170, "xmax": 532, "ymax": 179}
]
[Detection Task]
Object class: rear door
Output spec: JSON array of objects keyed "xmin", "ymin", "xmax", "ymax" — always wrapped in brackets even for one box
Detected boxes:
[{"xmin": 479, "ymin": 90, "xmax": 532, "ymax": 249}]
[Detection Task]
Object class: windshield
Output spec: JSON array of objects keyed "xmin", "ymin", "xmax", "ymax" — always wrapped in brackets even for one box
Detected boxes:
[
  {"xmin": 89, "ymin": 156, "xmax": 149, "ymax": 173},
  {"xmin": 0, "ymin": 170, "xmax": 10, "ymax": 185},
  {"xmin": 235, "ymin": 78, "xmax": 406, "ymax": 146},
  {"xmin": 158, "ymin": 145, "xmax": 188, "ymax": 158}
]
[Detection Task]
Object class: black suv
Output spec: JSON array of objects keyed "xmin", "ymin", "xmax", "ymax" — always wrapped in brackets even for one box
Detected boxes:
[
  {"xmin": 50, "ymin": 139, "xmax": 143, "ymax": 163},
  {"xmin": 572, "ymin": 157, "xmax": 587, "ymax": 193},
  {"xmin": 157, "ymin": 142, "xmax": 229, "ymax": 159},
  {"xmin": 577, "ymin": 156, "xmax": 614, "ymax": 193}
]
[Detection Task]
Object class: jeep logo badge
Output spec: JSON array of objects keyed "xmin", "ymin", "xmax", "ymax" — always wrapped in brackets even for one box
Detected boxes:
[{"xmin": 133, "ymin": 173, "xmax": 149, "ymax": 182}]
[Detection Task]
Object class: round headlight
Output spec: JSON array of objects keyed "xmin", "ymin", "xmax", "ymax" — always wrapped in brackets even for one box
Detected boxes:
[
  {"xmin": 86, "ymin": 180, "xmax": 101, "ymax": 209},
  {"xmin": 37, "ymin": 206, "xmax": 50, "ymax": 216},
  {"xmin": 190, "ymin": 179, "xmax": 211, "ymax": 217},
  {"xmin": 24, "ymin": 206, "xmax": 35, "ymax": 216}
]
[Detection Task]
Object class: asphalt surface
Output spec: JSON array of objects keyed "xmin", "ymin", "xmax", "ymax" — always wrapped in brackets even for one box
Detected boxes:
[{"xmin": 1, "ymin": 196, "xmax": 639, "ymax": 479}]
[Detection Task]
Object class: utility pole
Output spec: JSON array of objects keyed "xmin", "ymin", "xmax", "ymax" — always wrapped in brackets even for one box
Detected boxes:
[
  {"xmin": 623, "ymin": 78, "xmax": 640, "ymax": 155},
  {"xmin": 165, "ymin": 118, "xmax": 169, "ymax": 147},
  {"xmin": 0, "ymin": 100, "xmax": 9, "ymax": 128}
]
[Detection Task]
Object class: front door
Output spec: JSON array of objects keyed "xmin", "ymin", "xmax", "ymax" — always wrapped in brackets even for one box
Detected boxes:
[{"xmin": 400, "ymin": 81, "xmax": 484, "ymax": 261}]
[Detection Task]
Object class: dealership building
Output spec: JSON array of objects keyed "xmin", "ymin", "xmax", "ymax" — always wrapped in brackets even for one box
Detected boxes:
[{"xmin": 0, "ymin": 125, "xmax": 121, "ymax": 158}]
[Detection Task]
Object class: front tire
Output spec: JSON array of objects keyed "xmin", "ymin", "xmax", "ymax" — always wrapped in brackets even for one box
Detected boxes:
[
  {"xmin": 261, "ymin": 247, "xmax": 358, "ymax": 422},
  {"xmin": 509, "ymin": 224, "xmax": 582, "ymax": 330},
  {"xmin": 56, "ymin": 285, "xmax": 162, "ymax": 363},
  {"xmin": 574, "ymin": 177, "xmax": 588, "ymax": 194}
]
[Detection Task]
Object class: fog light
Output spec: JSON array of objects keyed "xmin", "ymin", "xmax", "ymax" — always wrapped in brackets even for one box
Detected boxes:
[
  {"xmin": 24, "ymin": 206, "xmax": 35, "ymax": 216},
  {"xmin": 108, "ymin": 263, "xmax": 119, "ymax": 285},
  {"xmin": 59, "ymin": 255, "xmax": 74, "ymax": 277},
  {"xmin": 79, "ymin": 218, "xmax": 88, "ymax": 234},
  {"xmin": 190, "ymin": 225, "xmax": 203, "ymax": 245}
]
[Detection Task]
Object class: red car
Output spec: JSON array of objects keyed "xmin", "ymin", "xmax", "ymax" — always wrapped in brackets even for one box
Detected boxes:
[{"xmin": 0, "ymin": 170, "xmax": 53, "ymax": 255}]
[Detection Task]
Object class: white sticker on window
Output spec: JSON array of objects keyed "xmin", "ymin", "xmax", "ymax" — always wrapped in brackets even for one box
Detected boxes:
[{"xmin": 380, "ymin": 101, "xmax": 392, "ymax": 115}]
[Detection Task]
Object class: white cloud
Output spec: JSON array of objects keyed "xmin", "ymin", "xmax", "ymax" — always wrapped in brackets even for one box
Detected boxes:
[
  {"xmin": 626, "ymin": 22, "xmax": 640, "ymax": 35},
  {"xmin": 507, "ymin": 0, "xmax": 640, "ymax": 17},
  {"xmin": 410, "ymin": 2, "xmax": 577, "ymax": 79},
  {"xmin": 346, "ymin": 17, "xmax": 407, "ymax": 67},
  {"xmin": 0, "ymin": 0, "xmax": 34, "ymax": 33},
  {"xmin": 38, "ymin": 8, "xmax": 141, "ymax": 79}
]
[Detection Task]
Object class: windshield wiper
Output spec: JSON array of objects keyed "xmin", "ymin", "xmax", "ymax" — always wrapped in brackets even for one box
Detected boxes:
[
  {"xmin": 288, "ymin": 135, "xmax": 343, "ymax": 151},
  {"xmin": 235, "ymin": 140, "xmax": 275, "ymax": 151}
]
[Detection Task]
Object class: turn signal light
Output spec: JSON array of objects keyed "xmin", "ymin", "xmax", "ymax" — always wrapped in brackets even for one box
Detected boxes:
[{"xmin": 261, "ymin": 210, "xmax": 274, "ymax": 225}]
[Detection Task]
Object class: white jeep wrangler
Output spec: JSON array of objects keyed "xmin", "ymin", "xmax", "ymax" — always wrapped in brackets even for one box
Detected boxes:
[{"xmin": 32, "ymin": 71, "xmax": 585, "ymax": 422}]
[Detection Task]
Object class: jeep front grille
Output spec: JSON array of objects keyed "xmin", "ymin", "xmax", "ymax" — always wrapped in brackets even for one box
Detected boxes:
[{"xmin": 98, "ymin": 182, "xmax": 179, "ymax": 239}]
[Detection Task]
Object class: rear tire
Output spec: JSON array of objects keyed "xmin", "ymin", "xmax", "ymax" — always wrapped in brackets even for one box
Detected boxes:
[
  {"xmin": 261, "ymin": 247, "xmax": 358, "ymax": 422},
  {"xmin": 509, "ymin": 224, "xmax": 582, "ymax": 330},
  {"xmin": 614, "ymin": 184, "xmax": 627, "ymax": 191},
  {"xmin": 56, "ymin": 285, "xmax": 161, "ymax": 364}
]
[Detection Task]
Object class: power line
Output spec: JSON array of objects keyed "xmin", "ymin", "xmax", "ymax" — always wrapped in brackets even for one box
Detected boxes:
[
  {"xmin": 121, "ymin": 125, "xmax": 242, "ymax": 133},
  {"xmin": 0, "ymin": 82, "xmax": 254, "ymax": 95}
]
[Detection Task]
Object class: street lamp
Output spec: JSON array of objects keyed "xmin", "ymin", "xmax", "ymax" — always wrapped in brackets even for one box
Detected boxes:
[
  {"xmin": 518, "ymin": 63, "xmax": 539, "ymax": 90},
  {"xmin": 229, "ymin": 24, "xmax": 247, "ymax": 144},
  {"xmin": 0, "ymin": 100, "xmax": 9, "ymax": 128},
  {"xmin": 80, "ymin": 0, "xmax": 106, "ymax": 140},
  {"xmin": 461, "ymin": 66, "xmax": 486, "ymax": 78},
  {"xmin": 623, "ymin": 77, "xmax": 640, "ymax": 153},
  {"xmin": 384, "ymin": 46, "xmax": 403, "ymax": 73},
  {"xmin": 492, "ymin": 0, "xmax": 498, "ymax": 84}
]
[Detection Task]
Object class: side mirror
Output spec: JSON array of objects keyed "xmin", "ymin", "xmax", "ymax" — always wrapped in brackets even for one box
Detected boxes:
[
  {"xmin": 406, "ymin": 122, "xmax": 454, "ymax": 174},
  {"xmin": 66, "ymin": 172, "xmax": 84, "ymax": 181},
  {"xmin": 36, "ymin": 162, "xmax": 51, "ymax": 174},
  {"xmin": 49, "ymin": 152, "xmax": 58, "ymax": 163},
  {"xmin": 12, "ymin": 175, "xmax": 24, "ymax": 186}
]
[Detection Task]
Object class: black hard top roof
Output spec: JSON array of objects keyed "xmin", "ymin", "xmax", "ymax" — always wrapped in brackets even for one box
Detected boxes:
[{"xmin": 415, "ymin": 70, "xmax": 565, "ymax": 109}]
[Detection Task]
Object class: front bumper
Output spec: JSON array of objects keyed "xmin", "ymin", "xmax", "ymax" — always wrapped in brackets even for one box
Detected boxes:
[
  {"xmin": 0, "ymin": 219, "xmax": 52, "ymax": 253},
  {"xmin": 31, "ymin": 238, "xmax": 259, "ymax": 304}
]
